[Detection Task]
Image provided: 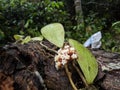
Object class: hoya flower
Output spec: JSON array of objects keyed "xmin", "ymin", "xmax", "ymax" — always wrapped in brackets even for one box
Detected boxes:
[{"xmin": 54, "ymin": 44, "xmax": 78, "ymax": 70}]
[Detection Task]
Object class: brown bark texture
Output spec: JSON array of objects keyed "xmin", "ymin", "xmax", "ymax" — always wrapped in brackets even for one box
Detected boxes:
[{"xmin": 0, "ymin": 41, "xmax": 120, "ymax": 90}]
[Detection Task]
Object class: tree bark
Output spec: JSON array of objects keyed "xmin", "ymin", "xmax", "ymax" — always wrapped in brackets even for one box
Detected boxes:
[
  {"xmin": 74, "ymin": 0, "xmax": 83, "ymax": 14},
  {"xmin": 74, "ymin": 0, "xmax": 84, "ymax": 23}
]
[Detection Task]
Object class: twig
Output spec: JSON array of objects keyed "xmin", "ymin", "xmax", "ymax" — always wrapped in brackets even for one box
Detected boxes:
[
  {"xmin": 40, "ymin": 42, "xmax": 58, "ymax": 54},
  {"xmin": 73, "ymin": 61, "xmax": 88, "ymax": 87},
  {"xmin": 65, "ymin": 64, "xmax": 78, "ymax": 90}
]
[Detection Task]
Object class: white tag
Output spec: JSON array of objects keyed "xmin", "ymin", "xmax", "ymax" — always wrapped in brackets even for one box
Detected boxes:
[{"xmin": 84, "ymin": 31, "xmax": 102, "ymax": 49}]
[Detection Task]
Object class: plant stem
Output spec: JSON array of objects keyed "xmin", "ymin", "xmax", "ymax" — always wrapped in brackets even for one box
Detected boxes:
[
  {"xmin": 72, "ymin": 61, "xmax": 88, "ymax": 87},
  {"xmin": 65, "ymin": 64, "xmax": 78, "ymax": 90},
  {"xmin": 40, "ymin": 42, "xmax": 58, "ymax": 54}
]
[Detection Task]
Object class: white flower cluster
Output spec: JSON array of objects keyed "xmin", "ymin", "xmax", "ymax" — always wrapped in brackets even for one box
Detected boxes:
[{"xmin": 54, "ymin": 45, "xmax": 78, "ymax": 70}]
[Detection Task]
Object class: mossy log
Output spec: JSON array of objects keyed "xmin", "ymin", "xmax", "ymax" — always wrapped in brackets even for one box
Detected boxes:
[{"xmin": 0, "ymin": 41, "xmax": 120, "ymax": 90}]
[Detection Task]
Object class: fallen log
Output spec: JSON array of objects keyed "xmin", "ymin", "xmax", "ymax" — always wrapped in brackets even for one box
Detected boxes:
[
  {"xmin": 0, "ymin": 41, "xmax": 120, "ymax": 90},
  {"xmin": 91, "ymin": 50, "xmax": 120, "ymax": 90}
]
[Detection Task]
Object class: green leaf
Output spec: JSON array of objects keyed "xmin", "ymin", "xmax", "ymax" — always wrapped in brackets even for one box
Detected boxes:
[
  {"xmin": 69, "ymin": 39, "xmax": 98, "ymax": 84},
  {"xmin": 0, "ymin": 30, "xmax": 4, "ymax": 40},
  {"xmin": 14, "ymin": 35, "xmax": 24, "ymax": 41},
  {"xmin": 24, "ymin": 19, "xmax": 33, "ymax": 28},
  {"xmin": 112, "ymin": 21, "xmax": 120, "ymax": 27},
  {"xmin": 0, "ymin": 13, "xmax": 5, "ymax": 20},
  {"xmin": 31, "ymin": 36, "xmax": 43, "ymax": 41},
  {"xmin": 21, "ymin": 36, "xmax": 31, "ymax": 44},
  {"xmin": 41, "ymin": 23, "xmax": 65, "ymax": 47}
]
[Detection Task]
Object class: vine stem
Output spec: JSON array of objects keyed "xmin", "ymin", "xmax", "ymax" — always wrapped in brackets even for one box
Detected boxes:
[
  {"xmin": 72, "ymin": 61, "xmax": 88, "ymax": 87},
  {"xmin": 40, "ymin": 42, "xmax": 58, "ymax": 54},
  {"xmin": 65, "ymin": 64, "xmax": 78, "ymax": 90}
]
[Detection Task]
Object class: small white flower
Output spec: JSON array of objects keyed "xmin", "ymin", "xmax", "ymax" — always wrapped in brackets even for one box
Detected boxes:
[
  {"xmin": 71, "ymin": 54, "xmax": 77, "ymax": 59},
  {"xmin": 70, "ymin": 47, "xmax": 75, "ymax": 52},
  {"xmin": 54, "ymin": 44, "xmax": 78, "ymax": 70},
  {"xmin": 54, "ymin": 55, "xmax": 59, "ymax": 62},
  {"xmin": 55, "ymin": 62, "xmax": 62, "ymax": 70},
  {"xmin": 65, "ymin": 54, "xmax": 70, "ymax": 60},
  {"xmin": 64, "ymin": 45, "xmax": 70, "ymax": 49},
  {"xmin": 61, "ymin": 59, "xmax": 67, "ymax": 65},
  {"xmin": 64, "ymin": 49, "xmax": 69, "ymax": 53},
  {"xmin": 58, "ymin": 48, "xmax": 62, "ymax": 53},
  {"xmin": 60, "ymin": 54, "xmax": 65, "ymax": 60}
]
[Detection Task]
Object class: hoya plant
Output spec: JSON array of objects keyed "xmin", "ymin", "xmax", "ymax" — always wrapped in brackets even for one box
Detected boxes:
[
  {"xmin": 14, "ymin": 23, "xmax": 98, "ymax": 89},
  {"xmin": 41, "ymin": 23, "xmax": 98, "ymax": 88}
]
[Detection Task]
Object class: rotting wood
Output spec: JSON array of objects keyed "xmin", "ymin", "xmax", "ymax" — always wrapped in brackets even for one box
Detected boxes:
[{"xmin": 0, "ymin": 41, "xmax": 120, "ymax": 90}]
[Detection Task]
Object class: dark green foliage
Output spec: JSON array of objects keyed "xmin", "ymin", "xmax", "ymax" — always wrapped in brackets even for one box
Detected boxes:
[
  {"xmin": 64, "ymin": 0, "xmax": 120, "ymax": 52},
  {"xmin": 81, "ymin": 0, "xmax": 120, "ymax": 52},
  {"xmin": 0, "ymin": 0, "xmax": 71, "ymax": 44},
  {"xmin": 0, "ymin": 0, "xmax": 120, "ymax": 52},
  {"xmin": 102, "ymin": 21, "xmax": 120, "ymax": 52}
]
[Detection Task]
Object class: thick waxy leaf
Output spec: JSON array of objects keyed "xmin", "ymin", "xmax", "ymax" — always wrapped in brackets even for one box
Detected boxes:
[
  {"xmin": 31, "ymin": 36, "xmax": 43, "ymax": 41},
  {"xmin": 41, "ymin": 23, "xmax": 65, "ymax": 47},
  {"xmin": 69, "ymin": 39, "xmax": 98, "ymax": 84},
  {"xmin": 14, "ymin": 35, "xmax": 24, "ymax": 41}
]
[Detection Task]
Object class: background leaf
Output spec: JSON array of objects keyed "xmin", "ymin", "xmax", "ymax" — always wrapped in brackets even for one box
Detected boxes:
[
  {"xmin": 41, "ymin": 23, "xmax": 65, "ymax": 47},
  {"xmin": 14, "ymin": 35, "xmax": 24, "ymax": 41},
  {"xmin": 31, "ymin": 36, "xmax": 43, "ymax": 41},
  {"xmin": 112, "ymin": 21, "xmax": 120, "ymax": 27},
  {"xmin": 0, "ymin": 30, "xmax": 4, "ymax": 40},
  {"xmin": 69, "ymin": 39, "xmax": 98, "ymax": 84},
  {"xmin": 21, "ymin": 36, "xmax": 31, "ymax": 44}
]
